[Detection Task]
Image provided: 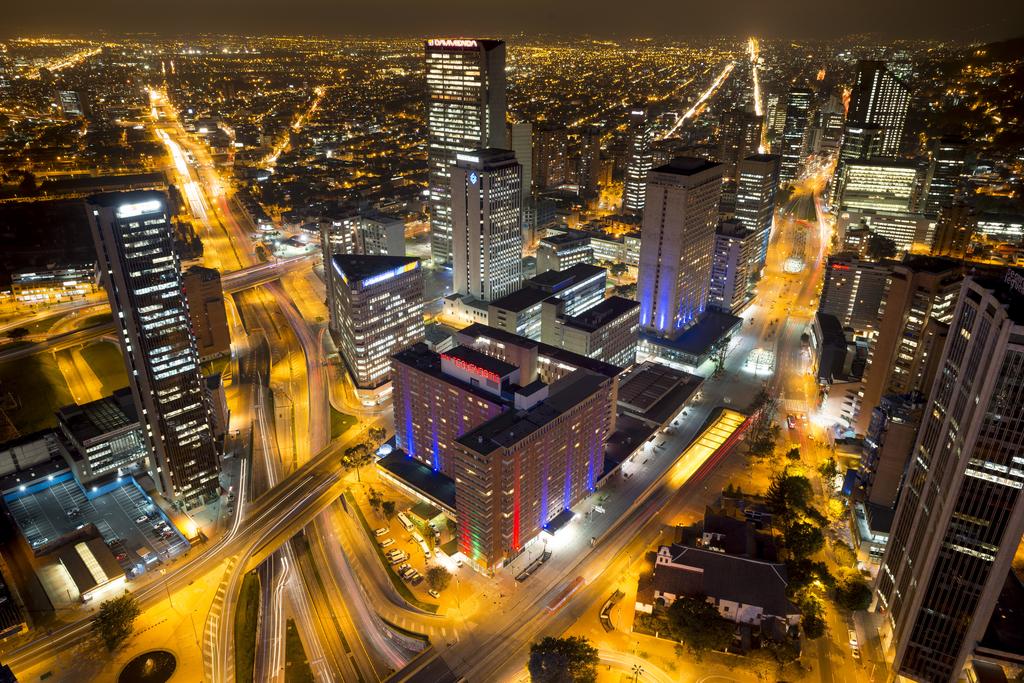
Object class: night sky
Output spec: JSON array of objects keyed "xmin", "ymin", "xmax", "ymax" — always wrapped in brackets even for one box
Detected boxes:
[{"xmin": 3, "ymin": 0, "xmax": 1023, "ymax": 41}]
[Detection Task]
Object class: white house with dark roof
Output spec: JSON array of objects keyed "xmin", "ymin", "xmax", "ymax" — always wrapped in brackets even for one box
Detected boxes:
[{"xmin": 636, "ymin": 544, "xmax": 801, "ymax": 627}]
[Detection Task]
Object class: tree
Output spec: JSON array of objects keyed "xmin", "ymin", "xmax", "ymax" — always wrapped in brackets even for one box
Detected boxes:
[
  {"xmin": 367, "ymin": 426, "xmax": 387, "ymax": 446},
  {"xmin": 784, "ymin": 521, "xmax": 825, "ymax": 559},
  {"xmin": 801, "ymin": 602, "xmax": 826, "ymax": 640},
  {"xmin": 866, "ymin": 232, "xmax": 898, "ymax": 260},
  {"xmin": 834, "ymin": 570, "xmax": 873, "ymax": 611},
  {"xmin": 766, "ymin": 471, "xmax": 813, "ymax": 519},
  {"xmin": 665, "ymin": 594, "xmax": 734, "ymax": 657},
  {"xmin": 367, "ymin": 487, "xmax": 383, "ymax": 515},
  {"xmin": 381, "ymin": 500, "xmax": 396, "ymax": 521},
  {"xmin": 92, "ymin": 593, "xmax": 141, "ymax": 651},
  {"xmin": 17, "ymin": 171, "xmax": 38, "ymax": 197},
  {"xmin": 528, "ymin": 635, "xmax": 599, "ymax": 683},
  {"xmin": 785, "ymin": 447, "xmax": 801, "ymax": 461},
  {"xmin": 426, "ymin": 565, "xmax": 452, "ymax": 592},
  {"xmin": 610, "ymin": 262, "xmax": 628, "ymax": 277},
  {"xmin": 342, "ymin": 443, "xmax": 374, "ymax": 482},
  {"xmin": 818, "ymin": 456, "xmax": 839, "ymax": 483},
  {"xmin": 6, "ymin": 327, "xmax": 29, "ymax": 340}
]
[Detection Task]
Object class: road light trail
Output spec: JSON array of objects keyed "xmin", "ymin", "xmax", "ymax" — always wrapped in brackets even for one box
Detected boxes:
[{"xmin": 659, "ymin": 61, "xmax": 735, "ymax": 140}]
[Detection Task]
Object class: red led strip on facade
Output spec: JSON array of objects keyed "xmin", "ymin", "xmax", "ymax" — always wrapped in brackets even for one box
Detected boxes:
[{"xmin": 441, "ymin": 354, "xmax": 501, "ymax": 383}]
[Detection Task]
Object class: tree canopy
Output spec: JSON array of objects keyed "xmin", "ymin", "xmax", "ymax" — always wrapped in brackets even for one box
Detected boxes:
[
  {"xmin": 528, "ymin": 635, "xmax": 599, "ymax": 683},
  {"xmin": 426, "ymin": 565, "xmax": 451, "ymax": 592},
  {"xmin": 665, "ymin": 594, "xmax": 734, "ymax": 656},
  {"xmin": 92, "ymin": 593, "xmax": 141, "ymax": 651}
]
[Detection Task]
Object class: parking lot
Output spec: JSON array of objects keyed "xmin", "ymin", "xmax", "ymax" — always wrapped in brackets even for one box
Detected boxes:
[{"xmin": 5, "ymin": 476, "xmax": 190, "ymax": 576}]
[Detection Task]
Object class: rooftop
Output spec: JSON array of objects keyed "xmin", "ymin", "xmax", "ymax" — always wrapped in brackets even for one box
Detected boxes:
[
  {"xmin": 540, "ymin": 230, "xmax": 590, "ymax": 247},
  {"xmin": 441, "ymin": 345, "xmax": 518, "ymax": 379},
  {"xmin": 559, "ymin": 296, "xmax": 639, "ymax": 333},
  {"xmin": 377, "ymin": 450, "xmax": 456, "ymax": 510},
  {"xmin": 457, "ymin": 323, "xmax": 622, "ymax": 379},
  {"xmin": 815, "ymin": 311, "xmax": 849, "ymax": 347},
  {"xmin": 331, "ymin": 254, "xmax": 420, "ymax": 284},
  {"xmin": 527, "ymin": 263, "xmax": 606, "ymax": 293},
  {"xmin": 392, "ymin": 344, "xmax": 512, "ymax": 406},
  {"xmin": 742, "ymin": 153, "xmax": 780, "ymax": 164},
  {"xmin": 56, "ymin": 388, "xmax": 138, "ymax": 445},
  {"xmin": 642, "ymin": 309, "xmax": 742, "ymax": 357},
  {"xmin": 652, "ymin": 157, "xmax": 721, "ymax": 177},
  {"xmin": 487, "ymin": 286, "xmax": 549, "ymax": 313}
]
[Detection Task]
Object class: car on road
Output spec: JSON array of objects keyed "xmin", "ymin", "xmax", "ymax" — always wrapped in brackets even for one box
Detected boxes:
[
  {"xmin": 593, "ymin": 505, "xmax": 606, "ymax": 514},
  {"xmin": 379, "ymin": 538, "xmax": 395, "ymax": 548},
  {"xmin": 374, "ymin": 527, "xmax": 388, "ymax": 536},
  {"xmin": 428, "ymin": 589, "xmax": 440, "ymax": 599},
  {"xmin": 786, "ymin": 414, "xmax": 797, "ymax": 429},
  {"xmin": 848, "ymin": 630, "xmax": 858, "ymax": 647},
  {"xmin": 455, "ymin": 560, "xmax": 464, "ymax": 569}
]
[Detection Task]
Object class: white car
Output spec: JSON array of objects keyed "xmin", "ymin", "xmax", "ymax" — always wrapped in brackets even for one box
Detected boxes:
[
  {"xmin": 374, "ymin": 527, "xmax": 389, "ymax": 536},
  {"xmin": 379, "ymin": 538, "xmax": 395, "ymax": 548},
  {"xmin": 135, "ymin": 516, "xmax": 148, "ymax": 524},
  {"xmin": 428, "ymin": 589, "xmax": 440, "ymax": 599}
]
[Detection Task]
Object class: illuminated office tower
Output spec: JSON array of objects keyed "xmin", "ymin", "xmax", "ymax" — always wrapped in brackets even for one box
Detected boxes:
[
  {"xmin": 533, "ymin": 124, "xmax": 568, "ymax": 190},
  {"xmin": 330, "ymin": 255, "xmax": 424, "ymax": 391},
  {"xmin": 735, "ymin": 153, "xmax": 780, "ymax": 274},
  {"xmin": 922, "ymin": 136, "xmax": 968, "ymax": 218},
  {"xmin": 575, "ymin": 126, "xmax": 602, "ymax": 196},
  {"xmin": 876, "ymin": 272, "xmax": 1024, "ymax": 683},
  {"xmin": 778, "ymin": 88, "xmax": 813, "ymax": 182},
  {"xmin": 637, "ymin": 158, "xmax": 724, "ymax": 338},
  {"xmin": 622, "ymin": 107, "xmax": 654, "ymax": 215},
  {"xmin": 507, "ymin": 122, "xmax": 532, "ymax": 203},
  {"xmin": 426, "ymin": 38, "xmax": 506, "ymax": 265},
  {"xmin": 833, "ymin": 160, "xmax": 922, "ymax": 215},
  {"xmin": 847, "ymin": 60, "xmax": 910, "ymax": 157},
  {"xmin": 451, "ymin": 149, "xmax": 523, "ymax": 302},
  {"xmin": 87, "ymin": 191, "xmax": 220, "ymax": 507},
  {"xmin": 819, "ymin": 253, "xmax": 892, "ymax": 334},
  {"xmin": 717, "ymin": 107, "xmax": 763, "ymax": 185}
]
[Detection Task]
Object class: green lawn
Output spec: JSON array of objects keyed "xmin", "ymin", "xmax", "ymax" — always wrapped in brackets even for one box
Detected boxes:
[
  {"xmin": 330, "ymin": 408, "xmax": 357, "ymax": 440},
  {"xmin": 77, "ymin": 312, "xmax": 113, "ymax": 330},
  {"xmin": 0, "ymin": 354, "xmax": 71, "ymax": 434},
  {"xmin": 344, "ymin": 490, "xmax": 438, "ymax": 614},
  {"xmin": 284, "ymin": 618, "xmax": 314, "ymax": 683},
  {"xmin": 80, "ymin": 341, "xmax": 128, "ymax": 395},
  {"xmin": 234, "ymin": 572, "xmax": 261, "ymax": 683}
]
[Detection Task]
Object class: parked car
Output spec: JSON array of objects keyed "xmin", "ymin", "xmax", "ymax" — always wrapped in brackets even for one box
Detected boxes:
[
  {"xmin": 135, "ymin": 516, "xmax": 148, "ymax": 524},
  {"xmin": 411, "ymin": 575, "xmax": 423, "ymax": 586},
  {"xmin": 786, "ymin": 414, "xmax": 797, "ymax": 429},
  {"xmin": 374, "ymin": 527, "xmax": 389, "ymax": 537},
  {"xmin": 428, "ymin": 589, "xmax": 440, "ymax": 599},
  {"xmin": 379, "ymin": 538, "xmax": 395, "ymax": 548}
]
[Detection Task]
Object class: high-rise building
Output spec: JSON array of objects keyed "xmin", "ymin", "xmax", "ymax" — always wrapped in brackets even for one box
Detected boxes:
[
  {"xmin": 541, "ymin": 295, "xmax": 640, "ymax": 368},
  {"xmin": 833, "ymin": 160, "xmax": 922, "ymax": 215},
  {"xmin": 533, "ymin": 124, "xmax": 568, "ymax": 190},
  {"xmin": 622, "ymin": 107, "xmax": 654, "ymax": 215},
  {"xmin": 856, "ymin": 256, "xmax": 963, "ymax": 433},
  {"xmin": 391, "ymin": 323, "xmax": 621, "ymax": 570},
  {"xmin": 637, "ymin": 158, "xmax": 724, "ymax": 338},
  {"xmin": 839, "ymin": 123, "xmax": 884, "ymax": 162},
  {"xmin": 716, "ymin": 107, "xmax": 763, "ymax": 185},
  {"xmin": 847, "ymin": 60, "xmax": 910, "ymax": 158},
  {"xmin": 488, "ymin": 264, "xmax": 607, "ymax": 340},
  {"xmin": 182, "ymin": 265, "xmax": 231, "ymax": 361},
  {"xmin": 329, "ymin": 254, "xmax": 424, "ymax": 392},
  {"xmin": 451, "ymin": 149, "xmax": 523, "ymax": 302},
  {"xmin": 765, "ymin": 92, "xmax": 788, "ymax": 144},
  {"xmin": 56, "ymin": 388, "xmax": 147, "ymax": 486},
  {"xmin": 876, "ymin": 271, "xmax": 1024, "ymax": 683},
  {"xmin": 818, "ymin": 253, "xmax": 892, "ymax": 334},
  {"xmin": 574, "ymin": 126, "xmax": 602, "ymax": 196},
  {"xmin": 735, "ymin": 154, "xmax": 780, "ymax": 274},
  {"xmin": 87, "ymin": 191, "xmax": 220, "ymax": 507},
  {"xmin": 922, "ymin": 136, "xmax": 968, "ymax": 218},
  {"xmin": 507, "ymin": 122, "xmax": 533, "ymax": 204},
  {"xmin": 860, "ymin": 392, "xmax": 926, "ymax": 510},
  {"xmin": 778, "ymin": 88, "xmax": 813, "ymax": 182},
  {"xmin": 426, "ymin": 38, "xmax": 506, "ymax": 265},
  {"xmin": 536, "ymin": 230, "xmax": 592, "ymax": 274},
  {"xmin": 930, "ymin": 203, "xmax": 977, "ymax": 258},
  {"xmin": 357, "ymin": 211, "xmax": 406, "ymax": 257},
  {"xmin": 708, "ymin": 221, "xmax": 759, "ymax": 314},
  {"xmin": 807, "ymin": 93, "xmax": 845, "ymax": 156}
]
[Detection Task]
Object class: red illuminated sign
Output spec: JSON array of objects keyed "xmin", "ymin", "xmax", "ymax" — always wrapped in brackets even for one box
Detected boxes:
[
  {"xmin": 831, "ymin": 263, "xmax": 850, "ymax": 271},
  {"xmin": 441, "ymin": 354, "xmax": 501, "ymax": 383}
]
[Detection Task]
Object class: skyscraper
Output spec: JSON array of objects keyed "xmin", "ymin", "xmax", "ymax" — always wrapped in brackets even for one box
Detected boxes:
[
  {"xmin": 637, "ymin": 158, "xmax": 724, "ymax": 338},
  {"xmin": 451, "ymin": 148, "xmax": 523, "ymax": 302},
  {"xmin": 533, "ymin": 124, "xmax": 568, "ymax": 190},
  {"xmin": 818, "ymin": 254, "xmax": 892, "ymax": 334},
  {"xmin": 847, "ymin": 60, "xmax": 910, "ymax": 158},
  {"xmin": 87, "ymin": 191, "xmax": 220, "ymax": 507},
  {"xmin": 922, "ymin": 136, "xmax": 968, "ymax": 218},
  {"xmin": 735, "ymin": 153, "xmax": 781, "ymax": 275},
  {"xmin": 329, "ymin": 254, "xmax": 424, "ymax": 392},
  {"xmin": 426, "ymin": 38, "xmax": 506, "ymax": 265},
  {"xmin": 708, "ymin": 221, "xmax": 759, "ymax": 314},
  {"xmin": 717, "ymin": 107, "xmax": 763, "ymax": 185},
  {"xmin": 876, "ymin": 271, "xmax": 1024, "ymax": 683},
  {"xmin": 778, "ymin": 88, "xmax": 813, "ymax": 182},
  {"xmin": 507, "ymin": 121, "xmax": 533, "ymax": 203},
  {"xmin": 622, "ymin": 107, "xmax": 654, "ymax": 215}
]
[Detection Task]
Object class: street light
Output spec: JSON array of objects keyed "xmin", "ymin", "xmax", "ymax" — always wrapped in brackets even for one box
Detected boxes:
[{"xmin": 632, "ymin": 663, "xmax": 644, "ymax": 682}]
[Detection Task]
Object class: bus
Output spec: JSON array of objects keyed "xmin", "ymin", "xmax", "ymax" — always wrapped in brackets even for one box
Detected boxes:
[
  {"xmin": 397, "ymin": 512, "xmax": 414, "ymax": 531},
  {"xmin": 411, "ymin": 532, "xmax": 431, "ymax": 558}
]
